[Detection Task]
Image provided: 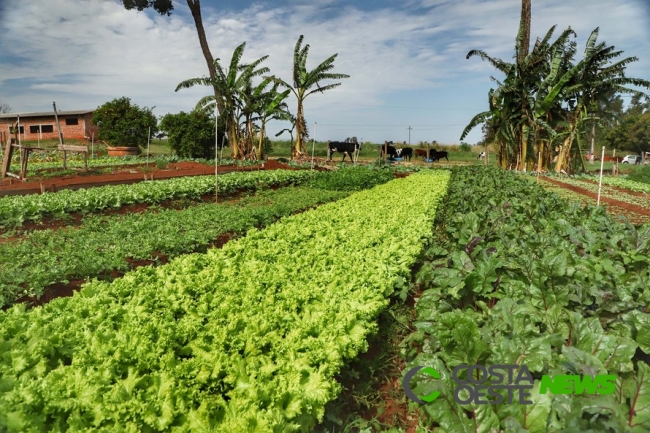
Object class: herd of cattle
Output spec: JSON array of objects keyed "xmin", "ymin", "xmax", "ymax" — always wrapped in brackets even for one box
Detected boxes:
[{"xmin": 326, "ymin": 141, "xmax": 449, "ymax": 162}]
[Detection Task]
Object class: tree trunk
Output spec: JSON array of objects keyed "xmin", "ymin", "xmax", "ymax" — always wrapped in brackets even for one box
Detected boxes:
[
  {"xmin": 186, "ymin": 0, "xmax": 225, "ymax": 115},
  {"xmin": 554, "ymin": 107, "xmax": 583, "ymax": 173},
  {"xmin": 229, "ymin": 119, "xmax": 239, "ymax": 159},
  {"xmin": 258, "ymin": 121, "xmax": 265, "ymax": 160},
  {"xmin": 589, "ymin": 115, "xmax": 596, "ymax": 162},
  {"xmin": 554, "ymin": 127, "xmax": 576, "ymax": 173},
  {"xmin": 247, "ymin": 116, "xmax": 255, "ymax": 156},
  {"xmin": 294, "ymin": 102, "xmax": 304, "ymax": 159},
  {"xmin": 519, "ymin": 0, "xmax": 531, "ymax": 63},
  {"xmin": 519, "ymin": 125, "xmax": 527, "ymax": 171}
]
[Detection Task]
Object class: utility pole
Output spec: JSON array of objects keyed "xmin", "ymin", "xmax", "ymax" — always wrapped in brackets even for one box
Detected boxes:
[{"xmin": 408, "ymin": 126, "xmax": 413, "ymax": 145}]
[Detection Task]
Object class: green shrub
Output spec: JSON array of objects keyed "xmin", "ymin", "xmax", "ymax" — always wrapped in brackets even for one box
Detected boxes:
[
  {"xmin": 159, "ymin": 110, "xmax": 227, "ymax": 159},
  {"xmin": 459, "ymin": 142, "xmax": 472, "ymax": 153},
  {"xmin": 92, "ymin": 97, "xmax": 158, "ymax": 147},
  {"xmin": 627, "ymin": 165, "xmax": 650, "ymax": 185}
]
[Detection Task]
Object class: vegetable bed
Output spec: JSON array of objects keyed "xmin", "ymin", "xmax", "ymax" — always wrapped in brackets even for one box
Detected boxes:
[
  {"xmin": 0, "ymin": 170, "xmax": 450, "ymax": 432},
  {"xmin": 0, "ymin": 187, "xmax": 350, "ymax": 308},
  {"xmin": 407, "ymin": 166, "xmax": 650, "ymax": 432},
  {"xmin": 0, "ymin": 169, "xmax": 314, "ymax": 228}
]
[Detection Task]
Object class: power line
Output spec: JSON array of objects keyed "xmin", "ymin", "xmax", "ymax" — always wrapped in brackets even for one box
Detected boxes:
[
  {"xmin": 308, "ymin": 102, "xmax": 484, "ymax": 111},
  {"xmin": 266, "ymin": 121, "xmax": 463, "ymax": 127}
]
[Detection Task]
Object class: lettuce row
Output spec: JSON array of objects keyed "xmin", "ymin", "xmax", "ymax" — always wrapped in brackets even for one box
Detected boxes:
[
  {"xmin": 0, "ymin": 169, "xmax": 314, "ymax": 228},
  {"xmin": 0, "ymin": 170, "xmax": 450, "ymax": 432},
  {"xmin": 409, "ymin": 166, "xmax": 650, "ymax": 432}
]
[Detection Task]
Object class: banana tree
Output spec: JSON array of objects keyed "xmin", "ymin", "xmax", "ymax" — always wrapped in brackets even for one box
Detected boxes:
[
  {"xmin": 554, "ymin": 28, "xmax": 650, "ymax": 173},
  {"xmin": 266, "ymin": 35, "xmax": 349, "ymax": 159},
  {"xmin": 275, "ymin": 113, "xmax": 297, "ymax": 151},
  {"xmin": 253, "ymin": 81, "xmax": 291, "ymax": 159},
  {"xmin": 175, "ymin": 42, "xmax": 269, "ymax": 159}
]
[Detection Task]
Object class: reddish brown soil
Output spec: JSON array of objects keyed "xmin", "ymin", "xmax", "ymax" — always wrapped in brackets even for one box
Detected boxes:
[
  {"xmin": 0, "ymin": 159, "xmax": 312, "ymax": 197},
  {"xmin": 543, "ymin": 177, "xmax": 650, "ymax": 222}
]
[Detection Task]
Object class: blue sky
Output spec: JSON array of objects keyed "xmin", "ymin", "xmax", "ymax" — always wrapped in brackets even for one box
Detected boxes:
[{"xmin": 0, "ymin": 0, "xmax": 649, "ymax": 145}]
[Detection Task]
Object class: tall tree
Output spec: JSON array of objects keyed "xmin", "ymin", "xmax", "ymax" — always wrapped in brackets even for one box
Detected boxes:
[
  {"xmin": 121, "ymin": 0, "xmax": 225, "ymax": 114},
  {"xmin": 518, "ymin": 0, "xmax": 531, "ymax": 63},
  {"xmin": 0, "ymin": 102, "xmax": 11, "ymax": 114},
  {"xmin": 268, "ymin": 35, "xmax": 349, "ymax": 159}
]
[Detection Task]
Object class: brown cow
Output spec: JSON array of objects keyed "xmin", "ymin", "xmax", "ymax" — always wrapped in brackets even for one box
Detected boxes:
[{"xmin": 414, "ymin": 149, "xmax": 427, "ymax": 159}]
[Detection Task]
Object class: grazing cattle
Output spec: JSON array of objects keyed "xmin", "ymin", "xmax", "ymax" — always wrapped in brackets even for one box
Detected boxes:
[
  {"xmin": 478, "ymin": 151, "xmax": 486, "ymax": 159},
  {"xmin": 327, "ymin": 141, "xmax": 361, "ymax": 162},
  {"xmin": 414, "ymin": 149, "xmax": 428, "ymax": 159},
  {"xmin": 380, "ymin": 142, "xmax": 398, "ymax": 160},
  {"xmin": 396, "ymin": 147, "xmax": 413, "ymax": 161},
  {"xmin": 428, "ymin": 149, "xmax": 449, "ymax": 162}
]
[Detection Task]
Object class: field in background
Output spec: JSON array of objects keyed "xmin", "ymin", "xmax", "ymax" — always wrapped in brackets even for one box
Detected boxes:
[{"xmin": 8, "ymin": 138, "xmax": 646, "ymax": 174}]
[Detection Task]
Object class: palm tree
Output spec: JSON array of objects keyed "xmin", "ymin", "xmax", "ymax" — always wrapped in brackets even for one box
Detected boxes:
[
  {"xmin": 175, "ymin": 42, "xmax": 269, "ymax": 158},
  {"xmin": 267, "ymin": 35, "xmax": 349, "ymax": 159}
]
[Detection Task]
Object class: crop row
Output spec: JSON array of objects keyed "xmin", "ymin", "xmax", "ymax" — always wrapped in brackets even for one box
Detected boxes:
[
  {"xmin": 555, "ymin": 173, "xmax": 650, "ymax": 194},
  {"xmin": 12, "ymin": 153, "xmax": 259, "ymax": 172},
  {"xmin": 407, "ymin": 166, "xmax": 650, "ymax": 432},
  {"xmin": 0, "ymin": 186, "xmax": 350, "ymax": 308},
  {"xmin": 0, "ymin": 169, "xmax": 314, "ymax": 228},
  {"xmin": 598, "ymin": 175, "xmax": 650, "ymax": 194},
  {"xmin": 0, "ymin": 170, "xmax": 450, "ymax": 432},
  {"xmin": 535, "ymin": 178, "xmax": 650, "ymax": 225},
  {"xmin": 535, "ymin": 178, "xmax": 595, "ymax": 205},
  {"xmin": 546, "ymin": 176, "xmax": 650, "ymax": 210}
]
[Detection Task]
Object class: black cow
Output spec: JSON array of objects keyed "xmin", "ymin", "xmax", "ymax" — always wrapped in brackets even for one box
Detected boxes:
[
  {"xmin": 396, "ymin": 148, "xmax": 413, "ymax": 161},
  {"xmin": 428, "ymin": 149, "xmax": 449, "ymax": 162},
  {"xmin": 327, "ymin": 141, "xmax": 361, "ymax": 162},
  {"xmin": 380, "ymin": 143, "xmax": 398, "ymax": 160}
]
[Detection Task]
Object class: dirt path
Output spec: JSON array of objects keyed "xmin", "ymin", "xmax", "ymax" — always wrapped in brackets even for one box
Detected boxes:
[{"xmin": 542, "ymin": 177, "xmax": 650, "ymax": 224}]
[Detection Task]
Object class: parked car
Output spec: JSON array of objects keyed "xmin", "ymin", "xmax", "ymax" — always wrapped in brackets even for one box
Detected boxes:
[{"xmin": 622, "ymin": 155, "xmax": 642, "ymax": 164}]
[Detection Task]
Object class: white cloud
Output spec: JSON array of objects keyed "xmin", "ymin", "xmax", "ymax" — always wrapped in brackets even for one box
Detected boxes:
[{"xmin": 0, "ymin": 0, "xmax": 648, "ymax": 144}]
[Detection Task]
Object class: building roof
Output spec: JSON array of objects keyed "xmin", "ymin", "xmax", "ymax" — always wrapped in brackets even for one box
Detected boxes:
[{"xmin": 0, "ymin": 109, "xmax": 94, "ymax": 119}]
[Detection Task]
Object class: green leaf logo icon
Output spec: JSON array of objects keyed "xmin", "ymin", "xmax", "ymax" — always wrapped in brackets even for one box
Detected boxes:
[{"xmin": 403, "ymin": 366, "xmax": 441, "ymax": 403}]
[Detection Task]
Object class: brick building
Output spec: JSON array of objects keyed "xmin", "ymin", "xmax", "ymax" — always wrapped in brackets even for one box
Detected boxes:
[{"xmin": 0, "ymin": 110, "xmax": 98, "ymax": 142}]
